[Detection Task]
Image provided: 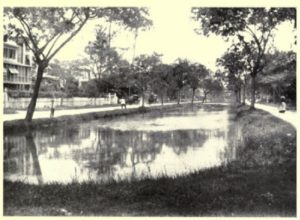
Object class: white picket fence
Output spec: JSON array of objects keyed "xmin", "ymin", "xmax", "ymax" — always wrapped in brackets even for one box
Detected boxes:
[{"xmin": 4, "ymin": 94, "xmax": 118, "ymax": 109}]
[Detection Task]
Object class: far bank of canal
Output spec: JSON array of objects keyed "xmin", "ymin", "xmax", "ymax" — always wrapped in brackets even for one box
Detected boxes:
[{"xmin": 3, "ymin": 104, "xmax": 296, "ymax": 216}]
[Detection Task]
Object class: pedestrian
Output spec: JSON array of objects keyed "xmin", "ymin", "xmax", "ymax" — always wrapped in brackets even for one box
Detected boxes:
[
  {"xmin": 120, "ymin": 97, "xmax": 127, "ymax": 109},
  {"xmin": 50, "ymin": 98, "xmax": 55, "ymax": 118},
  {"xmin": 279, "ymin": 96, "xmax": 286, "ymax": 113}
]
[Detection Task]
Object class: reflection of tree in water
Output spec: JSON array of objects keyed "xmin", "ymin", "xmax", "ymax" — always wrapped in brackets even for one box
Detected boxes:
[
  {"xmin": 84, "ymin": 128, "xmax": 164, "ymax": 180},
  {"xmin": 4, "ymin": 131, "xmax": 43, "ymax": 185},
  {"xmin": 34, "ymin": 124, "xmax": 89, "ymax": 149},
  {"xmin": 220, "ymin": 121, "xmax": 240, "ymax": 165},
  {"xmin": 68, "ymin": 126, "xmax": 219, "ymax": 181},
  {"xmin": 4, "ymin": 113, "xmax": 230, "ymax": 184},
  {"xmin": 164, "ymin": 130, "xmax": 209, "ymax": 155},
  {"xmin": 129, "ymin": 131, "xmax": 164, "ymax": 178},
  {"xmin": 25, "ymin": 131, "xmax": 43, "ymax": 184},
  {"xmin": 4, "ymin": 135, "xmax": 28, "ymax": 173}
]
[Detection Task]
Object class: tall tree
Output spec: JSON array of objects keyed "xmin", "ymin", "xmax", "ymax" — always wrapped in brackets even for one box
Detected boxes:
[
  {"xmin": 85, "ymin": 26, "xmax": 122, "ymax": 79},
  {"xmin": 217, "ymin": 46, "xmax": 248, "ymax": 104},
  {"xmin": 100, "ymin": 8, "xmax": 153, "ymax": 64},
  {"xmin": 192, "ymin": 7, "xmax": 296, "ymax": 109},
  {"xmin": 4, "ymin": 7, "xmax": 152, "ymax": 122},
  {"xmin": 201, "ymin": 77, "xmax": 223, "ymax": 103},
  {"xmin": 5, "ymin": 8, "xmax": 96, "ymax": 121},
  {"xmin": 172, "ymin": 59, "xmax": 190, "ymax": 105},
  {"xmin": 151, "ymin": 64, "xmax": 173, "ymax": 105},
  {"xmin": 186, "ymin": 63, "xmax": 209, "ymax": 105},
  {"xmin": 132, "ymin": 53, "xmax": 161, "ymax": 107}
]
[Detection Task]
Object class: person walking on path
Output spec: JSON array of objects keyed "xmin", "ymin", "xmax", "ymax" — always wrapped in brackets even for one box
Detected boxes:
[
  {"xmin": 50, "ymin": 98, "xmax": 55, "ymax": 118},
  {"xmin": 120, "ymin": 98, "xmax": 127, "ymax": 109},
  {"xmin": 278, "ymin": 96, "xmax": 287, "ymax": 113}
]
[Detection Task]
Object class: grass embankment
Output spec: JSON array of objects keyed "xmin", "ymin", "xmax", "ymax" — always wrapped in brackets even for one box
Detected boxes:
[{"xmin": 4, "ymin": 105, "xmax": 296, "ymax": 216}]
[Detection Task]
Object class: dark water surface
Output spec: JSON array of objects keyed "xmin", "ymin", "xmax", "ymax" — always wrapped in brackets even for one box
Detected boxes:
[{"xmin": 4, "ymin": 105, "xmax": 240, "ymax": 184}]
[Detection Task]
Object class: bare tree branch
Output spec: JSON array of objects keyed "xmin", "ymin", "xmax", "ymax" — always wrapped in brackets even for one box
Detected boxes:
[
  {"xmin": 48, "ymin": 15, "xmax": 89, "ymax": 61},
  {"xmin": 45, "ymin": 33, "xmax": 63, "ymax": 59}
]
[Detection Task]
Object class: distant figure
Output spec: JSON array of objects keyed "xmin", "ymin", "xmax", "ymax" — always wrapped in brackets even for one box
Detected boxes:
[
  {"xmin": 279, "ymin": 96, "xmax": 286, "ymax": 113},
  {"xmin": 50, "ymin": 98, "xmax": 55, "ymax": 118},
  {"xmin": 120, "ymin": 98, "xmax": 127, "ymax": 109}
]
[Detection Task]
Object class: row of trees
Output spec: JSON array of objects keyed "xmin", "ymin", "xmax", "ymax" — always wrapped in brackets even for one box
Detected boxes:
[
  {"xmin": 78, "ymin": 54, "xmax": 223, "ymax": 107},
  {"xmin": 217, "ymin": 48, "xmax": 296, "ymax": 106},
  {"xmin": 47, "ymin": 21, "xmax": 224, "ymax": 107},
  {"xmin": 192, "ymin": 8, "xmax": 296, "ymax": 109}
]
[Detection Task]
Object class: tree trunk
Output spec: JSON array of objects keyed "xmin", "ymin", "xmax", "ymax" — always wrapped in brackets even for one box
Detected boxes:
[
  {"xmin": 177, "ymin": 90, "xmax": 181, "ymax": 105},
  {"xmin": 25, "ymin": 64, "xmax": 46, "ymax": 122},
  {"xmin": 191, "ymin": 88, "xmax": 195, "ymax": 106},
  {"xmin": 235, "ymin": 89, "xmax": 239, "ymax": 103},
  {"xmin": 161, "ymin": 94, "xmax": 164, "ymax": 106},
  {"xmin": 132, "ymin": 28, "xmax": 138, "ymax": 64},
  {"xmin": 272, "ymin": 85, "xmax": 276, "ymax": 103},
  {"xmin": 26, "ymin": 130, "xmax": 43, "ymax": 184},
  {"xmin": 202, "ymin": 92, "xmax": 207, "ymax": 104},
  {"xmin": 108, "ymin": 19, "xmax": 112, "ymax": 48},
  {"xmin": 142, "ymin": 90, "xmax": 145, "ymax": 107},
  {"xmin": 242, "ymin": 80, "xmax": 246, "ymax": 105},
  {"xmin": 250, "ymin": 74, "xmax": 256, "ymax": 110}
]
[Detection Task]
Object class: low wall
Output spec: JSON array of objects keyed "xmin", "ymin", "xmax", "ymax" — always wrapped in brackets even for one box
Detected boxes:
[{"xmin": 4, "ymin": 94, "xmax": 118, "ymax": 109}]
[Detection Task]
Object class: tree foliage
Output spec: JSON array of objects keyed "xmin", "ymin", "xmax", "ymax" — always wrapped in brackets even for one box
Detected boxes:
[
  {"xmin": 201, "ymin": 77, "xmax": 223, "ymax": 103},
  {"xmin": 151, "ymin": 64, "xmax": 173, "ymax": 105},
  {"xmin": 131, "ymin": 53, "xmax": 162, "ymax": 106},
  {"xmin": 85, "ymin": 26, "xmax": 122, "ymax": 79},
  {"xmin": 217, "ymin": 46, "xmax": 247, "ymax": 103},
  {"xmin": 258, "ymin": 50, "xmax": 296, "ymax": 103},
  {"xmin": 192, "ymin": 7, "xmax": 296, "ymax": 108}
]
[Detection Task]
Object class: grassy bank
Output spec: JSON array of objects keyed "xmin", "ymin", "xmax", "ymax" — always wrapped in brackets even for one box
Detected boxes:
[{"xmin": 4, "ymin": 105, "xmax": 296, "ymax": 216}]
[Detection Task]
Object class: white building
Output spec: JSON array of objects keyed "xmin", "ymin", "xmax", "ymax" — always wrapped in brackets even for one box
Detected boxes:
[{"xmin": 3, "ymin": 36, "xmax": 33, "ymax": 94}]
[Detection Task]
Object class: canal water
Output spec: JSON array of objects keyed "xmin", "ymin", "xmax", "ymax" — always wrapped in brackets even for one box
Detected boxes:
[{"xmin": 4, "ymin": 105, "xmax": 239, "ymax": 184}]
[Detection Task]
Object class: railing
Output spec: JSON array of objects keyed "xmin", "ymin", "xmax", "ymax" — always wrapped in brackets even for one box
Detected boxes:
[
  {"xmin": 6, "ymin": 89, "xmax": 65, "ymax": 98},
  {"xmin": 4, "ymin": 96, "xmax": 119, "ymax": 109},
  {"xmin": 3, "ymin": 76, "xmax": 32, "ymax": 84}
]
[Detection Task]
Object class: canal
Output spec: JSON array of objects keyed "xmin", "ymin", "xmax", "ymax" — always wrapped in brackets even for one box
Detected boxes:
[{"xmin": 4, "ymin": 104, "xmax": 240, "ymax": 184}]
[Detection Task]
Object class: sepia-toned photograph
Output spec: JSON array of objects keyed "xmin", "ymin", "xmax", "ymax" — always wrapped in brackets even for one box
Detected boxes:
[{"xmin": 2, "ymin": 5, "xmax": 297, "ymax": 216}]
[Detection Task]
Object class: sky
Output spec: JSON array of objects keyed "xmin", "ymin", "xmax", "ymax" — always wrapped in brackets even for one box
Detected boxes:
[{"xmin": 55, "ymin": 6, "xmax": 296, "ymax": 72}]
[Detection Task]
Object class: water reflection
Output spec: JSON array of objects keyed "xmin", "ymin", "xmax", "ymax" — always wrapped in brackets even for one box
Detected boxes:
[
  {"xmin": 4, "ymin": 132, "xmax": 43, "ymax": 184},
  {"xmin": 4, "ymin": 107, "xmax": 237, "ymax": 184}
]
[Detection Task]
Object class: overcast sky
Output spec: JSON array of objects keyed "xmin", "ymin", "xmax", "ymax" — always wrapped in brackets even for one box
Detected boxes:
[{"xmin": 55, "ymin": 6, "xmax": 296, "ymax": 72}]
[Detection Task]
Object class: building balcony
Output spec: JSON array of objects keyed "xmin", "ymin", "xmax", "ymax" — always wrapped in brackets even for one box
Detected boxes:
[
  {"xmin": 4, "ymin": 76, "xmax": 32, "ymax": 85},
  {"xmin": 4, "ymin": 57, "xmax": 32, "ymax": 68}
]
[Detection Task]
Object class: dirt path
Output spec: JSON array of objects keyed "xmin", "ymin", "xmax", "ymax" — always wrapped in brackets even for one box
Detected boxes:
[{"xmin": 254, "ymin": 102, "xmax": 297, "ymax": 129}]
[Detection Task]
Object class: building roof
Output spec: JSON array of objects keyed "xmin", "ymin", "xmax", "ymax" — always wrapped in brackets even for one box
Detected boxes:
[{"xmin": 43, "ymin": 74, "xmax": 59, "ymax": 81}]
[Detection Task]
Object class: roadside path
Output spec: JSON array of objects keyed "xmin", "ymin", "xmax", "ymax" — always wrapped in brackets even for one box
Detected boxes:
[
  {"xmin": 3, "ymin": 103, "xmax": 144, "ymax": 121},
  {"xmin": 252, "ymin": 102, "xmax": 298, "ymax": 129},
  {"xmin": 3, "ymin": 101, "xmax": 199, "ymax": 122}
]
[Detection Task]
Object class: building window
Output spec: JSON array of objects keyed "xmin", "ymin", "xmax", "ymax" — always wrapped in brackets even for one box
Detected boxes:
[
  {"xmin": 25, "ymin": 55, "xmax": 31, "ymax": 65},
  {"xmin": 4, "ymin": 48, "xmax": 8, "ymax": 58},
  {"xmin": 7, "ymin": 48, "xmax": 16, "ymax": 59}
]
